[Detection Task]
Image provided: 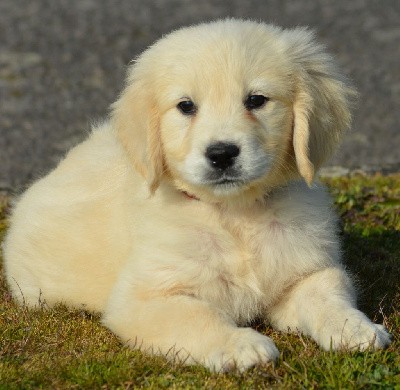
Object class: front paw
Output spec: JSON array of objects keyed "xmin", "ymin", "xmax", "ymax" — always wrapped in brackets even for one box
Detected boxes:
[
  {"xmin": 318, "ymin": 310, "xmax": 391, "ymax": 351},
  {"xmin": 204, "ymin": 328, "xmax": 279, "ymax": 372}
]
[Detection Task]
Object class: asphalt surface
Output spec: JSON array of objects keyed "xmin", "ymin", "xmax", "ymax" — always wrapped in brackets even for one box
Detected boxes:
[{"xmin": 1, "ymin": 0, "xmax": 399, "ymax": 190}]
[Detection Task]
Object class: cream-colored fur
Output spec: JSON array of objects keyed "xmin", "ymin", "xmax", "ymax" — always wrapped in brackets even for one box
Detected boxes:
[{"xmin": 4, "ymin": 19, "xmax": 390, "ymax": 372}]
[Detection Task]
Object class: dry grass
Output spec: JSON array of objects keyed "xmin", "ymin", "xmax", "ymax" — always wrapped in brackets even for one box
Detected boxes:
[{"xmin": 0, "ymin": 174, "xmax": 399, "ymax": 389}]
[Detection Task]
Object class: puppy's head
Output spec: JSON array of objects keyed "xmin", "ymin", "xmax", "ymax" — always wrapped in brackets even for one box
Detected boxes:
[{"xmin": 112, "ymin": 20, "xmax": 356, "ymax": 203}]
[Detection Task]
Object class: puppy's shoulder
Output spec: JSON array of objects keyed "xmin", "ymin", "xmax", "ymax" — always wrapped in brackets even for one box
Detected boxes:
[
  {"xmin": 271, "ymin": 180, "xmax": 332, "ymax": 205},
  {"xmin": 267, "ymin": 180, "xmax": 336, "ymax": 223}
]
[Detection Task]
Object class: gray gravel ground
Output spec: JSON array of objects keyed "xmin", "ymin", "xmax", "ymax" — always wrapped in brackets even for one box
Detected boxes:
[{"xmin": 1, "ymin": 0, "xmax": 399, "ymax": 190}]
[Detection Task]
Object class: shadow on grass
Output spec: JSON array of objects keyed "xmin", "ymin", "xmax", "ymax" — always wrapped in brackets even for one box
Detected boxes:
[{"xmin": 342, "ymin": 228, "xmax": 400, "ymax": 320}]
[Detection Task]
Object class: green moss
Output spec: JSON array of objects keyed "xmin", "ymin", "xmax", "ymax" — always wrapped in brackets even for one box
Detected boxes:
[
  {"xmin": 324, "ymin": 174, "xmax": 400, "ymax": 234},
  {"xmin": 0, "ymin": 174, "xmax": 399, "ymax": 388}
]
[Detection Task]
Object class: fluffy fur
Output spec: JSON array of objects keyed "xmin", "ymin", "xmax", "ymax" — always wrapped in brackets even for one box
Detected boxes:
[{"xmin": 4, "ymin": 19, "xmax": 391, "ymax": 372}]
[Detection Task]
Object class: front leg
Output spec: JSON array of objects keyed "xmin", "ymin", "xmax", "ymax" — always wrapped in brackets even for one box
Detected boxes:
[
  {"xmin": 267, "ymin": 267, "xmax": 391, "ymax": 350},
  {"xmin": 103, "ymin": 273, "xmax": 279, "ymax": 372}
]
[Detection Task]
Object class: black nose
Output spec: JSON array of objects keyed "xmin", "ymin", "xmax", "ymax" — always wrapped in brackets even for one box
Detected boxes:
[{"xmin": 205, "ymin": 142, "xmax": 240, "ymax": 170}]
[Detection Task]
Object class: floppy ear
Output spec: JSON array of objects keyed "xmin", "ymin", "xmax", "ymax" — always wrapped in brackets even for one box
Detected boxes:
[
  {"xmin": 287, "ymin": 29, "xmax": 357, "ymax": 185},
  {"xmin": 111, "ymin": 65, "xmax": 164, "ymax": 193}
]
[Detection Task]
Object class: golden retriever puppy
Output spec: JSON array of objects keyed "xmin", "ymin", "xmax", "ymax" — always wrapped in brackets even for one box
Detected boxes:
[{"xmin": 4, "ymin": 19, "xmax": 391, "ymax": 371}]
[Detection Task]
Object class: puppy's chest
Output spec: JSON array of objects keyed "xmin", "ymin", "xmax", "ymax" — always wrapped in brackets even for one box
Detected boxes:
[
  {"xmin": 191, "ymin": 212, "xmax": 287, "ymax": 320},
  {"xmin": 193, "ymin": 208, "xmax": 285, "ymax": 272}
]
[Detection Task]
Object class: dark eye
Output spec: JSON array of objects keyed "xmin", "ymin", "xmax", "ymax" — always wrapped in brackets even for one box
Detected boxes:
[
  {"xmin": 244, "ymin": 95, "xmax": 269, "ymax": 110},
  {"xmin": 177, "ymin": 100, "xmax": 196, "ymax": 115}
]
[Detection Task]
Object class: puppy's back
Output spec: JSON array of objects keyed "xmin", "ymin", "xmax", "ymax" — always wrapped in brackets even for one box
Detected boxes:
[{"xmin": 3, "ymin": 123, "xmax": 136, "ymax": 310}]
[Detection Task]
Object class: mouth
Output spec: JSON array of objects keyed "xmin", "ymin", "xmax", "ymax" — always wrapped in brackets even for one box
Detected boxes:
[
  {"xmin": 209, "ymin": 177, "xmax": 245, "ymax": 186},
  {"xmin": 206, "ymin": 168, "xmax": 240, "ymax": 181},
  {"xmin": 204, "ymin": 172, "xmax": 249, "ymax": 193},
  {"xmin": 180, "ymin": 152, "xmax": 271, "ymax": 195}
]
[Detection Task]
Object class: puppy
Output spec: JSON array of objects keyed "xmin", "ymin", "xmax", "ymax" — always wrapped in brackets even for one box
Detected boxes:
[{"xmin": 4, "ymin": 19, "xmax": 391, "ymax": 371}]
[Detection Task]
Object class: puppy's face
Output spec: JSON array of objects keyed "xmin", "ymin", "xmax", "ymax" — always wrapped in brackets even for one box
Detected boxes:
[
  {"xmin": 114, "ymin": 21, "xmax": 354, "ymax": 203},
  {"xmin": 158, "ymin": 39, "xmax": 294, "ymax": 198}
]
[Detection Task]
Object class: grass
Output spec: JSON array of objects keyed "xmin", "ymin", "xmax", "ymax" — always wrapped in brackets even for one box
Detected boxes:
[{"xmin": 0, "ymin": 174, "xmax": 399, "ymax": 389}]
